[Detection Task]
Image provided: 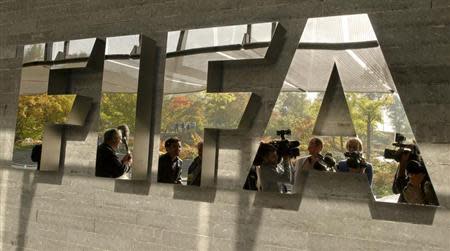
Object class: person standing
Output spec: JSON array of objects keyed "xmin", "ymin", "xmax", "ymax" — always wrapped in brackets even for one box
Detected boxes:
[
  {"xmin": 337, "ymin": 137, "xmax": 373, "ymax": 186},
  {"xmin": 158, "ymin": 137, "xmax": 183, "ymax": 184},
  {"xmin": 187, "ymin": 142, "xmax": 203, "ymax": 186},
  {"xmin": 95, "ymin": 129, "xmax": 133, "ymax": 178},
  {"xmin": 292, "ymin": 137, "xmax": 324, "ymax": 189},
  {"xmin": 257, "ymin": 143, "xmax": 292, "ymax": 193}
]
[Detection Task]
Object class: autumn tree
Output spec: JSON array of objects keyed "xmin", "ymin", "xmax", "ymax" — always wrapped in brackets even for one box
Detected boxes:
[
  {"xmin": 99, "ymin": 93, "xmax": 137, "ymax": 133},
  {"xmin": 346, "ymin": 93, "xmax": 393, "ymax": 161},
  {"xmin": 23, "ymin": 44, "xmax": 44, "ymax": 62},
  {"xmin": 16, "ymin": 94, "xmax": 75, "ymax": 142}
]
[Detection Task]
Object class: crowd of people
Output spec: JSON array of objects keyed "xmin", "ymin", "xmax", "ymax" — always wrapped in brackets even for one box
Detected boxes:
[
  {"xmin": 245, "ymin": 136, "xmax": 438, "ymax": 206},
  {"xmin": 94, "ymin": 126, "xmax": 203, "ymax": 186},
  {"xmin": 92, "ymin": 126, "xmax": 438, "ymax": 206}
]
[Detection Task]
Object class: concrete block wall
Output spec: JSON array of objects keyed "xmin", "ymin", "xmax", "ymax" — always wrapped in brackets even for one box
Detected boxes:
[
  {"xmin": 1, "ymin": 0, "xmax": 450, "ymax": 250},
  {"xmin": 1, "ymin": 169, "xmax": 450, "ymax": 250}
]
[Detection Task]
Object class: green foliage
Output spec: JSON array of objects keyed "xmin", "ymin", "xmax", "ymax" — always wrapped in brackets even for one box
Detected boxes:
[
  {"xmin": 23, "ymin": 44, "xmax": 44, "ymax": 62},
  {"xmin": 16, "ymin": 89, "xmax": 413, "ymax": 200},
  {"xmin": 15, "ymin": 94, "xmax": 75, "ymax": 142},
  {"xmin": 371, "ymin": 159, "xmax": 397, "ymax": 198},
  {"xmin": 346, "ymin": 93, "xmax": 393, "ymax": 160},
  {"xmin": 161, "ymin": 93, "xmax": 205, "ymax": 133},
  {"xmin": 387, "ymin": 94, "xmax": 413, "ymax": 135},
  {"xmin": 346, "ymin": 93, "xmax": 391, "ymax": 136},
  {"xmin": 99, "ymin": 93, "xmax": 137, "ymax": 133},
  {"xmin": 265, "ymin": 93, "xmax": 319, "ymax": 145}
]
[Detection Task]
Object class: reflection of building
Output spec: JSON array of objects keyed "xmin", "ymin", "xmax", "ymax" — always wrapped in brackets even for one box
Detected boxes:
[
  {"xmin": 172, "ymin": 122, "xmax": 197, "ymax": 133},
  {"xmin": 1, "ymin": 3, "xmax": 450, "ymax": 251},
  {"xmin": 21, "ymin": 15, "xmax": 396, "ymax": 95}
]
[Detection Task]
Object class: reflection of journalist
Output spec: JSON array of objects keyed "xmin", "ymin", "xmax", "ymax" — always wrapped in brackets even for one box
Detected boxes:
[
  {"xmin": 337, "ymin": 138, "xmax": 373, "ymax": 186},
  {"xmin": 293, "ymin": 137, "xmax": 323, "ymax": 188},
  {"xmin": 187, "ymin": 142, "xmax": 203, "ymax": 186},
  {"xmin": 392, "ymin": 152, "xmax": 438, "ymax": 205},
  {"xmin": 95, "ymin": 129, "xmax": 133, "ymax": 178},
  {"xmin": 257, "ymin": 143, "xmax": 292, "ymax": 193},
  {"xmin": 158, "ymin": 137, "xmax": 183, "ymax": 184}
]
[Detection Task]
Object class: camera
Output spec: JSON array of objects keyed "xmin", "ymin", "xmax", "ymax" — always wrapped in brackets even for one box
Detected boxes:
[
  {"xmin": 313, "ymin": 153, "xmax": 336, "ymax": 171},
  {"xmin": 344, "ymin": 151, "xmax": 366, "ymax": 169},
  {"xmin": 270, "ymin": 129, "xmax": 300, "ymax": 162},
  {"xmin": 384, "ymin": 133, "xmax": 421, "ymax": 162}
]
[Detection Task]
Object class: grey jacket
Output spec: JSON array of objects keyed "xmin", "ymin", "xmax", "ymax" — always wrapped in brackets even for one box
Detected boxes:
[{"xmin": 258, "ymin": 159, "xmax": 292, "ymax": 193}]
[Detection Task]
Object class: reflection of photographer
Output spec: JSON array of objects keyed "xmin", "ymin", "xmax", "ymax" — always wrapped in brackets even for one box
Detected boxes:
[
  {"xmin": 269, "ymin": 129, "xmax": 300, "ymax": 162},
  {"xmin": 384, "ymin": 133, "xmax": 421, "ymax": 162},
  {"xmin": 293, "ymin": 137, "xmax": 335, "ymax": 189},
  {"xmin": 337, "ymin": 138, "xmax": 373, "ymax": 186},
  {"xmin": 256, "ymin": 143, "xmax": 292, "ymax": 193},
  {"xmin": 293, "ymin": 137, "xmax": 323, "ymax": 173},
  {"xmin": 390, "ymin": 137, "xmax": 438, "ymax": 205}
]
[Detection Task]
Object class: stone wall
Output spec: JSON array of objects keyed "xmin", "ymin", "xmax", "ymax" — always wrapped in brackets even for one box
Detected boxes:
[{"xmin": 1, "ymin": 0, "xmax": 450, "ymax": 250}]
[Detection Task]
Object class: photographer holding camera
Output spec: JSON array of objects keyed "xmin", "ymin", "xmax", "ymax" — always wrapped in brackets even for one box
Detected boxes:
[
  {"xmin": 393, "ymin": 155, "xmax": 438, "ymax": 205},
  {"xmin": 389, "ymin": 139, "xmax": 438, "ymax": 205},
  {"xmin": 337, "ymin": 138, "xmax": 373, "ymax": 186},
  {"xmin": 256, "ymin": 143, "xmax": 293, "ymax": 193}
]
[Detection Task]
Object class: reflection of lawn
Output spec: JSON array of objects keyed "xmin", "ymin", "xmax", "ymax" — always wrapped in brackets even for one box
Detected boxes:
[
  {"xmin": 13, "ymin": 144, "xmax": 36, "ymax": 166},
  {"xmin": 14, "ymin": 144, "xmax": 35, "ymax": 151}
]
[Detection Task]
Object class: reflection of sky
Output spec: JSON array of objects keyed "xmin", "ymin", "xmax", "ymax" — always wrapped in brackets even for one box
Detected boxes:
[
  {"xmin": 65, "ymin": 35, "xmax": 141, "ymax": 56},
  {"xmin": 59, "ymin": 14, "xmax": 378, "ymax": 58},
  {"xmin": 27, "ymin": 16, "xmax": 394, "ymax": 94}
]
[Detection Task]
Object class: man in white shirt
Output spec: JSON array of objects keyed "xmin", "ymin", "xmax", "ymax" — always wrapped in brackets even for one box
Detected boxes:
[{"xmin": 293, "ymin": 137, "xmax": 323, "ymax": 189}]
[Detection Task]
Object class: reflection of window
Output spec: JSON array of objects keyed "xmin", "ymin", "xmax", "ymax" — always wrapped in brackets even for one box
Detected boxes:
[
  {"xmin": 251, "ymin": 23, "xmax": 272, "ymax": 42},
  {"xmin": 184, "ymin": 25, "xmax": 247, "ymax": 50},
  {"xmin": 106, "ymin": 35, "xmax": 140, "ymax": 55},
  {"xmin": 67, "ymin": 38, "xmax": 95, "ymax": 58},
  {"xmin": 300, "ymin": 14, "xmax": 377, "ymax": 43},
  {"xmin": 51, "ymin": 41, "xmax": 65, "ymax": 60},
  {"xmin": 167, "ymin": 31, "xmax": 180, "ymax": 53},
  {"xmin": 23, "ymin": 43, "xmax": 45, "ymax": 63}
]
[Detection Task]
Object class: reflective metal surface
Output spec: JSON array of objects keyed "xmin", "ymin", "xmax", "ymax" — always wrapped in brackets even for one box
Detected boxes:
[
  {"xmin": 312, "ymin": 64, "xmax": 356, "ymax": 136},
  {"xmin": 132, "ymin": 35, "xmax": 159, "ymax": 180},
  {"xmin": 40, "ymin": 38, "xmax": 105, "ymax": 171},
  {"xmin": 202, "ymin": 20, "xmax": 305, "ymax": 188}
]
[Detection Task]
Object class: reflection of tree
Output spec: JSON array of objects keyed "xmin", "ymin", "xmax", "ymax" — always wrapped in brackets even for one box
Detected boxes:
[
  {"xmin": 99, "ymin": 93, "xmax": 137, "ymax": 133},
  {"xmin": 23, "ymin": 44, "xmax": 44, "ymax": 62},
  {"xmin": 387, "ymin": 94, "xmax": 412, "ymax": 135},
  {"xmin": 15, "ymin": 94, "xmax": 74, "ymax": 143},
  {"xmin": 265, "ymin": 92, "xmax": 319, "ymax": 150},
  {"xmin": 347, "ymin": 93, "xmax": 393, "ymax": 161},
  {"xmin": 17, "ymin": 90, "xmax": 404, "ymax": 197}
]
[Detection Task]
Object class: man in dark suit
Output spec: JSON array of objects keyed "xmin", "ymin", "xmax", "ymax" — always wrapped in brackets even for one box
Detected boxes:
[
  {"xmin": 95, "ymin": 129, "xmax": 133, "ymax": 178},
  {"xmin": 158, "ymin": 137, "xmax": 182, "ymax": 184}
]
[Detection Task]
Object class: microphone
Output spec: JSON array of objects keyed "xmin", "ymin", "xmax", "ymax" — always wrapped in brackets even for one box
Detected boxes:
[
  {"xmin": 122, "ymin": 136, "xmax": 130, "ymax": 153},
  {"xmin": 117, "ymin": 124, "xmax": 130, "ymax": 154}
]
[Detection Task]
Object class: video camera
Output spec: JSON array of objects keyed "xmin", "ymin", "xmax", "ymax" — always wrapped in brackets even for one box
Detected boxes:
[
  {"xmin": 313, "ymin": 153, "xmax": 336, "ymax": 171},
  {"xmin": 269, "ymin": 129, "xmax": 300, "ymax": 162},
  {"xmin": 384, "ymin": 133, "xmax": 421, "ymax": 162},
  {"xmin": 344, "ymin": 151, "xmax": 367, "ymax": 169}
]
